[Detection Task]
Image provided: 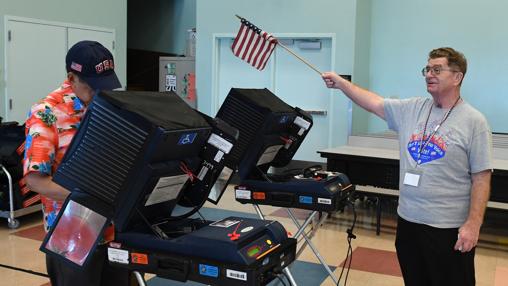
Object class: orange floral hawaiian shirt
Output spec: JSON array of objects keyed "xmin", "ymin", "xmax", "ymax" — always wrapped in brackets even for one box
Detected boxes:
[{"xmin": 23, "ymin": 80, "xmax": 86, "ymax": 232}]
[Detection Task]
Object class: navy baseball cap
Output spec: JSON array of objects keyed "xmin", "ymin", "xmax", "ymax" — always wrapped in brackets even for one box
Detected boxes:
[{"xmin": 66, "ymin": 41, "xmax": 121, "ymax": 90}]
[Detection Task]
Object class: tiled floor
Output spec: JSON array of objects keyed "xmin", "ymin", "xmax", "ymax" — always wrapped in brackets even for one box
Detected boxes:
[{"xmin": 1, "ymin": 188, "xmax": 508, "ymax": 286}]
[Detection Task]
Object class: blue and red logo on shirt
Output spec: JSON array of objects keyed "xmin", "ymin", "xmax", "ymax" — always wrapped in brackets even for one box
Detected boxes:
[{"xmin": 407, "ymin": 133, "xmax": 447, "ymax": 164}]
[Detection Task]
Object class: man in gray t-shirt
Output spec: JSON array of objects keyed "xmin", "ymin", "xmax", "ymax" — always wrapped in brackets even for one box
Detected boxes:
[{"xmin": 322, "ymin": 47, "xmax": 492, "ymax": 286}]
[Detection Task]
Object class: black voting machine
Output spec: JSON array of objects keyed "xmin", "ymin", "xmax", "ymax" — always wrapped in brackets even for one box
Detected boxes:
[
  {"xmin": 214, "ymin": 88, "xmax": 354, "ymax": 213},
  {"xmin": 41, "ymin": 88, "xmax": 354, "ymax": 285}
]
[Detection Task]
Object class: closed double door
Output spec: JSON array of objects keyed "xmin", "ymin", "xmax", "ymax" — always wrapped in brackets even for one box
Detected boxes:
[{"xmin": 4, "ymin": 17, "xmax": 115, "ymax": 123}]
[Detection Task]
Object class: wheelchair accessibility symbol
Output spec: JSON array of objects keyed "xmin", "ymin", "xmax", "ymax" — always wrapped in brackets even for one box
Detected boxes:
[{"xmin": 178, "ymin": 133, "xmax": 197, "ymax": 145}]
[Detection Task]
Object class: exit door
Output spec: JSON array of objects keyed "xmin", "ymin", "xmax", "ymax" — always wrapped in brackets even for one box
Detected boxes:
[{"xmin": 216, "ymin": 36, "xmax": 333, "ymax": 162}]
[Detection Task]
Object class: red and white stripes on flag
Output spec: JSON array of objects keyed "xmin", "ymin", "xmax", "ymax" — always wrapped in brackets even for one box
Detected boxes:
[{"xmin": 231, "ymin": 18, "xmax": 278, "ymax": 71}]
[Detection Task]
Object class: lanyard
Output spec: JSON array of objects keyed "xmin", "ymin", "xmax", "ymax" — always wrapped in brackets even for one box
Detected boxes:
[{"xmin": 416, "ymin": 96, "xmax": 461, "ymax": 165}]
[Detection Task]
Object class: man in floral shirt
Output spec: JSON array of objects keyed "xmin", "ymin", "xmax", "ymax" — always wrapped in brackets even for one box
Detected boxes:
[{"xmin": 23, "ymin": 41, "xmax": 131, "ymax": 285}]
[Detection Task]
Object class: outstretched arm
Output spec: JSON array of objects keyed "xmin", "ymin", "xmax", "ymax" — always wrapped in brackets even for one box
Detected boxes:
[{"xmin": 322, "ymin": 72, "xmax": 385, "ymax": 119}]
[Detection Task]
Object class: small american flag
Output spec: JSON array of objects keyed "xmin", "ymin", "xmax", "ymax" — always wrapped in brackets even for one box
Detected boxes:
[
  {"xmin": 231, "ymin": 18, "xmax": 278, "ymax": 71},
  {"xmin": 70, "ymin": 62, "xmax": 82, "ymax": 72}
]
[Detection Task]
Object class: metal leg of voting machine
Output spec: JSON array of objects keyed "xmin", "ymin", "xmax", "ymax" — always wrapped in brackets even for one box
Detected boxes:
[
  {"xmin": 253, "ymin": 205, "xmax": 298, "ymax": 286},
  {"xmin": 133, "ymin": 271, "xmax": 146, "ymax": 286},
  {"xmin": 292, "ymin": 210, "xmax": 328, "ymax": 259},
  {"xmin": 286, "ymin": 209, "xmax": 339, "ymax": 285}
]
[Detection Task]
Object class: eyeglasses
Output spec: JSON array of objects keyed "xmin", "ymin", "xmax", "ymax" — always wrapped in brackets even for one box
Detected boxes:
[{"xmin": 421, "ymin": 66, "xmax": 459, "ymax": 76}]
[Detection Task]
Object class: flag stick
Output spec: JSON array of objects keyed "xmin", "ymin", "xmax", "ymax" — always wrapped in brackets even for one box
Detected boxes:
[
  {"xmin": 235, "ymin": 15, "xmax": 322, "ymax": 75},
  {"xmin": 277, "ymin": 42, "xmax": 322, "ymax": 75}
]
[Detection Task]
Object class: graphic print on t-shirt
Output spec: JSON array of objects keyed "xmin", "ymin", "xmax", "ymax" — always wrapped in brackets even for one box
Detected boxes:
[{"xmin": 407, "ymin": 120, "xmax": 448, "ymax": 165}]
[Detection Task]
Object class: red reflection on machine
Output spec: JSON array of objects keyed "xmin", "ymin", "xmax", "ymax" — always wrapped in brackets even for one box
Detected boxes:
[{"xmin": 46, "ymin": 201, "xmax": 106, "ymax": 266}]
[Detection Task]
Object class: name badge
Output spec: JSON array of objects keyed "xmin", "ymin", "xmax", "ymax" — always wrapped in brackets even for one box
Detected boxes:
[{"xmin": 403, "ymin": 170, "xmax": 422, "ymax": 187}]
